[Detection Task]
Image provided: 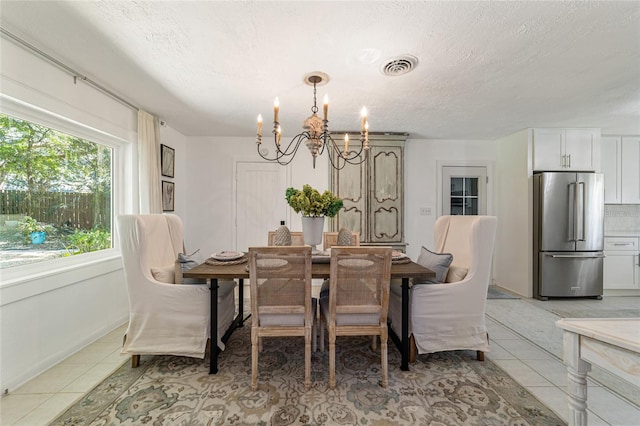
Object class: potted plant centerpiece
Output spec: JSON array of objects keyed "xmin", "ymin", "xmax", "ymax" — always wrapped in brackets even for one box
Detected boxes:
[
  {"xmin": 18, "ymin": 215, "xmax": 54, "ymax": 245},
  {"xmin": 285, "ymin": 185, "xmax": 343, "ymax": 253}
]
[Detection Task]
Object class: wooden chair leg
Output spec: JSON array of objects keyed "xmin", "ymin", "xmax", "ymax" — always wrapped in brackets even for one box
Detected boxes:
[
  {"xmin": 409, "ymin": 334, "xmax": 417, "ymax": 363},
  {"xmin": 251, "ymin": 327, "xmax": 259, "ymax": 391},
  {"xmin": 477, "ymin": 350, "xmax": 485, "ymax": 361},
  {"xmin": 205, "ymin": 338, "xmax": 211, "ymax": 356},
  {"xmin": 380, "ymin": 337, "xmax": 388, "ymax": 388},
  {"xmin": 329, "ymin": 328, "xmax": 336, "ymax": 389},
  {"xmin": 305, "ymin": 328, "xmax": 312, "ymax": 391},
  {"xmin": 131, "ymin": 354, "xmax": 140, "ymax": 368}
]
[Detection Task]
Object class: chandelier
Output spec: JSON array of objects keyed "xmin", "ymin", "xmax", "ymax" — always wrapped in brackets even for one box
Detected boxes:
[{"xmin": 256, "ymin": 72, "xmax": 369, "ymax": 170}]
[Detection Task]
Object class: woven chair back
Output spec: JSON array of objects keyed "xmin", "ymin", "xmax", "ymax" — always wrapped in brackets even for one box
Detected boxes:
[
  {"xmin": 328, "ymin": 247, "xmax": 392, "ymax": 321},
  {"xmin": 248, "ymin": 246, "xmax": 312, "ymax": 320},
  {"xmin": 267, "ymin": 231, "xmax": 305, "ymax": 246},
  {"xmin": 322, "ymin": 231, "xmax": 361, "ymax": 251}
]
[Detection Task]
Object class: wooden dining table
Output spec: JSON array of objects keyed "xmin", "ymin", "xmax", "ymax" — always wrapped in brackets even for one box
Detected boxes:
[{"xmin": 184, "ymin": 256, "xmax": 434, "ymax": 374}]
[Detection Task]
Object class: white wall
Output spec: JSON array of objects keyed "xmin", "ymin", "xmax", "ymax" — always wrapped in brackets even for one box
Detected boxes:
[
  {"xmin": 183, "ymin": 136, "xmax": 498, "ymax": 262},
  {"xmin": 0, "ymin": 37, "xmax": 135, "ymax": 392},
  {"xmin": 404, "ymin": 138, "xmax": 496, "ymax": 260},
  {"xmin": 159, "ymin": 126, "xmax": 187, "ymax": 219},
  {"xmin": 183, "ymin": 136, "xmax": 329, "ymax": 255},
  {"xmin": 493, "ymin": 130, "xmax": 533, "ymax": 297}
]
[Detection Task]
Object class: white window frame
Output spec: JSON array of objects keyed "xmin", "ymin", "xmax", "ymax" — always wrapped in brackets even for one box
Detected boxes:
[{"xmin": 0, "ymin": 95, "xmax": 131, "ymax": 286}]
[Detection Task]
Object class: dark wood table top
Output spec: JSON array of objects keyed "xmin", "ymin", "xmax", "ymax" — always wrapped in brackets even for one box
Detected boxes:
[{"xmin": 184, "ymin": 256, "xmax": 435, "ymax": 281}]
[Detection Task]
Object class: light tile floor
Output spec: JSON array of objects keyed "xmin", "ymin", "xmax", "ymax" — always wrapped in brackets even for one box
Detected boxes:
[{"xmin": 1, "ymin": 296, "xmax": 639, "ymax": 425}]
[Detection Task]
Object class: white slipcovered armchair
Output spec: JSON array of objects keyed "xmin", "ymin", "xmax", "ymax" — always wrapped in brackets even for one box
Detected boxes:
[
  {"xmin": 117, "ymin": 214, "xmax": 236, "ymax": 367},
  {"xmin": 389, "ymin": 215, "xmax": 497, "ymax": 361}
]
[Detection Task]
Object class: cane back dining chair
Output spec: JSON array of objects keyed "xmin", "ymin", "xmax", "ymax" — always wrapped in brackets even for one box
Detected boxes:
[
  {"xmin": 267, "ymin": 230, "xmax": 305, "ymax": 246},
  {"xmin": 319, "ymin": 246, "xmax": 393, "ymax": 389},
  {"xmin": 248, "ymin": 246, "xmax": 315, "ymax": 391},
  {"xmin": 322, "ymin": 230, "xmax": 360, "ymax": 251}
]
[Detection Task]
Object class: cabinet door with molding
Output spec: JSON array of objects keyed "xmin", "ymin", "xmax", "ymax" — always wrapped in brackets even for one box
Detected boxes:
[
  {"xmin": 369, "ymin": 144, "xmax": 403, "ymax": 244},
  {"xmin": 332, "ymin": 160, "xmax": 366, "ymax": 240},
  {"xmin": 532, "ymin": 129, "xmax": 564, "ymax": 171},
  {"xmin": 564, "ymin": 129, "xmax": 597, "ymax": 171},
  {"xmin": 621, "ymin": 136, "xmax": 640, "ymax": 203},
  {"xmin": 601, "ymin": 136, "xmax": 621, "ymax": 204}
]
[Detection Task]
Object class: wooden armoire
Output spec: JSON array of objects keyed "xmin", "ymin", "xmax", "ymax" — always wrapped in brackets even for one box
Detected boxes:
[{"xmin": 330, "ymin": 132, "xmax": 407, "ymax": 251}]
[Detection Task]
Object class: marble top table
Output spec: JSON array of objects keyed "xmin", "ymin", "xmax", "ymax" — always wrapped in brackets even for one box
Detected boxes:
[{"xmin": 556, "ymin": 318, "xmax": 640, "ymax": 426}]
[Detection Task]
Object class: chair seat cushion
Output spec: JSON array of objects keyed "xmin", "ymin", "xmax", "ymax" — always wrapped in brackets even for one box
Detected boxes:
[
  {"xmin": 260, "ymin": 298, "xmax": 317, "ymax": 326},
  {"xmin": 319, "ymin": 297, "xmax": 379, "ymax": 326}
]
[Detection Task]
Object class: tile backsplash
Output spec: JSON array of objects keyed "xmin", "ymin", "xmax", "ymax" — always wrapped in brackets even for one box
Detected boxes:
[{"xmin": 604, "ymin": 204, "xmax": 640, "ymax": 232}]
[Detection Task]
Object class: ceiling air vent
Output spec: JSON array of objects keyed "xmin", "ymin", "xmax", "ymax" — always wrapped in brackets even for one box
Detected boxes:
[{"xmin": 381, "ymin": 55, "xmax": 418, "ymax": 77}]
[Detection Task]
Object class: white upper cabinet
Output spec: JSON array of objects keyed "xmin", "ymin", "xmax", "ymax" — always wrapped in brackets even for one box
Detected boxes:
[
  {"xmin": 601, "ymin": 135, "xmax": 640, "ymax": 204},
  {"xmin": 601, "ymin": 136, "xmax": 622, "ymax": 203},
  {"xmin": 532, "ymin": 128, "xmax": 599, "ymax": 171},
  {"xmin": 621, "ymin": 137, "xmax": 640, "ymax": 204}
]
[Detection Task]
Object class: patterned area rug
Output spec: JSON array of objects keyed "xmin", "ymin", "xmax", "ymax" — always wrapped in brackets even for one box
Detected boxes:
[{"xmin": 52, "ymin": 324, "xmax": 563, "ymax": 425}]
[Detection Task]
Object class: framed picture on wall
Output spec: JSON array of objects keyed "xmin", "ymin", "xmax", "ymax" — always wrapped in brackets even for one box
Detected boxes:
[
  {"xmin": 162, "ymin": 180, "xmax": 175, "ymax": 212},
  {"xmin": 161, "ymin": 144, "xmax": 175, "ymax": 178}
]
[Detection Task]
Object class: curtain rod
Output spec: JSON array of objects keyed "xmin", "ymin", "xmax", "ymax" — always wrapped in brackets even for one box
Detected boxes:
[{"xmin": 1, "ymin": 26, "xmax": 139, "ymax": 112}]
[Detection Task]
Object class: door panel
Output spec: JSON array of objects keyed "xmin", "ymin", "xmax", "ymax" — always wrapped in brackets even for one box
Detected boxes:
[
  {"xmin": 332, "ymin": 161, "xmax": 366, "ymax": 240},
  {"xmin": 235, "ymin": 162, "xmax": 287, "ymax": 252},
  {"xmin": 539, "ymin": 252, "xmax": 603, "ymax": 297},
  {"xmin": 537, "ymin": 172, "xmax": 576, "ymax": 251},
  {"xmin": 370, "ymin": 146, "xmax": 403, "ymax": 242},
  {"xmin": 576, "ymin": 173, "xmax": 604, "ymax": 251}
]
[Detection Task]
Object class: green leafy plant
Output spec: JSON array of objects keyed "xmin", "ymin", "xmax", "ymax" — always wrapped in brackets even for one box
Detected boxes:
[
  {"xmin": 64, "ymin": 226, "xmax": 111, "ymax": 255},
  {"xmin": 285, "ymin": 185, "xmax": 343, "ymax": 217},
  {"xmin": 18, "ymin": 215, "xmax": 53, "ymax": 235}
]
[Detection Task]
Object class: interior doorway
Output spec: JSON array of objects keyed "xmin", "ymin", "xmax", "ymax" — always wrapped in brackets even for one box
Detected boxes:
[{"xmin": 234, "ymin": 161, "xmax": 288, "ymax": 251}]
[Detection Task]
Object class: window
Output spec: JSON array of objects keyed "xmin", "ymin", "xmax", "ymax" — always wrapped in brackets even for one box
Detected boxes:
[
  {"xmin": 441, "ymin": 165, "xmax": 488, "ymax": 216},
  {"xmin": 0, "ymin": 113, "xmax": 113, "ymax": 268},
  {"xmin": 450, "ymin": 177, "xmax": 479, "ymax": 215}
]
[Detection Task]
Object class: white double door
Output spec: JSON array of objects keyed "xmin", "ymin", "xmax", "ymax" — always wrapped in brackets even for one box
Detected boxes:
[{"xmin": 234, "ymin": 161, "xmax": 288, "ymax": 251}]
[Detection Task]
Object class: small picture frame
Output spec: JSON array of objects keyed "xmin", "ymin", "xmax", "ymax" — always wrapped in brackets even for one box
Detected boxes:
[
  {"xmin": 161, "ymin": 144, "xmax": 175, "ymax": 178},
  {"xmin": 162, "ymin": 180, "xmax": 175, "ymax": 212}
]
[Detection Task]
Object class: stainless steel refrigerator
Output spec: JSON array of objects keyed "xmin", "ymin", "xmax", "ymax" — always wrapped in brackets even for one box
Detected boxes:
[{"xmin": 533, "ymin": 172, "xmax": 604, "ymax": 300}]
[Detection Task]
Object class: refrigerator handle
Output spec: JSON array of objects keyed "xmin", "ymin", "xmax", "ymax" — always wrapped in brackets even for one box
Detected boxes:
[
  {"xmin": 547, "ymin": 254, "xmax": 605, "ymax": 259},
  {"xmin": 568, "ymin": 182, "xmax": 576, "ymax": 242},
  {"xmin": 577, "ymin": 181, "xmax": 585, "ymax": 241}
]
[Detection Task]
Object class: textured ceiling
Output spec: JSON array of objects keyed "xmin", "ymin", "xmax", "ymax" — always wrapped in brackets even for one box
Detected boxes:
[{"xmin": 1, "ymin": 1, "xmax": 639, "ymax": 139}]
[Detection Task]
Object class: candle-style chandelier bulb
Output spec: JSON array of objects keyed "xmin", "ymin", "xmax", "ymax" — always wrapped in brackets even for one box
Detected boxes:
[{"xmin": 255, "ymin": 72, "xmax": 369, "ymax": 170}]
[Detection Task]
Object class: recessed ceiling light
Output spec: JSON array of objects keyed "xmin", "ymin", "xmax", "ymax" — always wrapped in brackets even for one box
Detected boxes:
[{"xmin": 381, "ymin": 55, "xmax": 419, "ymax": 77}]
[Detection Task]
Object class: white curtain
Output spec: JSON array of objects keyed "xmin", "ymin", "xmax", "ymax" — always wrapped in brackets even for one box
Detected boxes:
[{"xmin": 138, "ymin": 110, "xmax": 162, "ymax": 214}]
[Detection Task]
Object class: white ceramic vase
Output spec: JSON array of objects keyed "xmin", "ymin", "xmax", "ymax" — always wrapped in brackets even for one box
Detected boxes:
[{"xmin": 301, "ymin": 216, "xmax": 324, "ymax": 254}]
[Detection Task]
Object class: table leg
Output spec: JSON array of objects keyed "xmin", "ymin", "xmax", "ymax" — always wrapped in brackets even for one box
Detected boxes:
[
  {"xmin": 563, "ymin": 332, "xmax": 590, "ymax": 426},
  {"xmin": 237, "ymin": 278, "xmax": 246, "ymax": 326},
  {"xmin": 401, "ymin": 277, "xmax": 410, "ymax": 371},
  {"xmin": 210, "ymin": 278, "xmax": 219, "ymax": 374}
]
